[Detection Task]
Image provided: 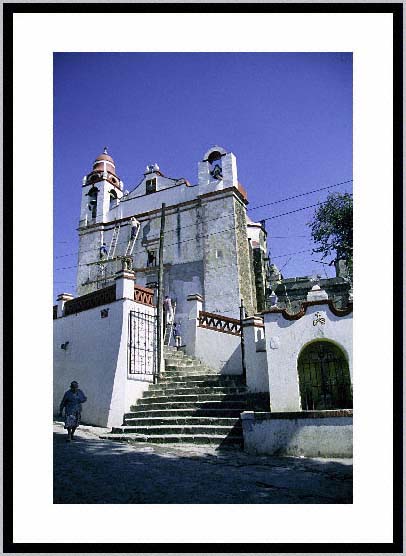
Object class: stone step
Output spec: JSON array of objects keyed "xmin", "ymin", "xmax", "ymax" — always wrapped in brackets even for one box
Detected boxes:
[
  {"xmin": 163, "ymin": 358, "xmax": 198, "ymax": 367},
  {"xmin": 130, "ymin": 400, "xmax": 247, "ymax": 411},
  {"xmin": 157, "ymin": 375, "xmax": 245, "ymax": 386},
  {"xmin": 164, "ymin": 364, "xmax": 213, "ymax": 373},
  {"xmin": 111, "ymin": 425, "xmax": 242, "ymax": 436},
  {"xmin": 122, "ymin": 416, "xmax": 242, "ymax": 427},
  {"xmin": 163, "ymin": 353, "xmax": 185, "ymax": 361},
  {"xmin": 163, "ymin": 346, "xmax": 181, "ymax": 354},
  {"xmin": 160, "ymin": 368, "xmax": 219, "ymax": 381},
  {"xmin": 125, "ymin": 408, "xmax": 245, "ymax": 419},
  {"xmin": 142, "ymin": 386, "xmax": 247, "ymax": 397},
  {"xmin": 135, "ymin": 393, "xmax": 247, "ymax": 404},
  {"xmin": 100, "ymin": 433, "xmax": 243, "ymax": 446}
]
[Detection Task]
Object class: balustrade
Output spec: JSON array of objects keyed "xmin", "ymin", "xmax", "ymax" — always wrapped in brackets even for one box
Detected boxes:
[{"xmin": 198, "ymin": 310, "xmax": 242, "ymax": 336}]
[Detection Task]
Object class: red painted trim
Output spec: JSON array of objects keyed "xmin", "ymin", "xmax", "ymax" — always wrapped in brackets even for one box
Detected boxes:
[{"xmin": 262, "ymin": 299, "xmax": 353, "ymax": 320}]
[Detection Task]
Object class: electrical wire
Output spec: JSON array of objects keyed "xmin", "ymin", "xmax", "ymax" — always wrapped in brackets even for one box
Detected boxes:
[
  {"xmin": 54, "ymin": 212, "xmax": 322, "ymax": 272},
  {"xmin": 247, "ymin": 179, "xmax": 353, "ymax": 211},
  {"xmin": 54, "ymin": 178, "xmax": 352, "ymax": 260},
  {"xmin": 54, "ymin": 192, "xmax": 352, "ymax": 266}
]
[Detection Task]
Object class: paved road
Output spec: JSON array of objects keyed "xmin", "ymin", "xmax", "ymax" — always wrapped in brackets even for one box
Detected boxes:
[{"xmin": 54, "ymin": 423, "xmax": 352, "ymax": 504}]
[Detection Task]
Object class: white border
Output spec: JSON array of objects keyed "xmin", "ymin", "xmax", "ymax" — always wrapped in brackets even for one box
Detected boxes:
[{"xmin": 13, "ymin": 11, "xmax": 394, "ymax": 545}]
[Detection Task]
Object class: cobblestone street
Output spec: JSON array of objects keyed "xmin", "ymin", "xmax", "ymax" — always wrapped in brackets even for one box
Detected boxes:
[{"xmin": 54, "ymin": 423, "xmax": 353, "ymax": 504}]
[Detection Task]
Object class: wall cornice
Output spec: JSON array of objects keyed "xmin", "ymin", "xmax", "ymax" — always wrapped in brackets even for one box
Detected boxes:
[{"xmin": 262, "ymin": 299, "xmax": 353, "ymax": 320}]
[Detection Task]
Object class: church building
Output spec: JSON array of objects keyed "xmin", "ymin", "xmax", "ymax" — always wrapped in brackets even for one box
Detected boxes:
[{"xmin": 77, "ymin": 145, "xmax": 270, "ymax": 321}]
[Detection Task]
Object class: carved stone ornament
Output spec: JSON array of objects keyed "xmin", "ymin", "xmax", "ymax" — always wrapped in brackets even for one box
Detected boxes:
[{"xmin": 312, "ymin": 311, "xmax": 326, "ymax": 326}]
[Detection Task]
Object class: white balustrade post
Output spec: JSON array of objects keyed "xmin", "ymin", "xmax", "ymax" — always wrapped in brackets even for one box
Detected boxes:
[
  {"xmin": 183, "ymin": 293, "xmax": 204, "ymax": 357},
  {"xmin": 114, "ymin": 268, "xmax": 136, "ymax": 300},
  {"xmin": 242, "ymin": 316, "xmax": 268, "ymax": 394},
  {"xmin": 56, "ymin": 293, "xmax": 74, "ymax": 318}
]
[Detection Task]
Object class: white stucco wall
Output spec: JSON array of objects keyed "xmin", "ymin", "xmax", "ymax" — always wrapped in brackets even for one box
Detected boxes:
[
  {"xmin": 182, "ymin": 295, "xmax": 242, "ymax": 374},
  {"xmin": 194, "ymin": 326, "xmax": 242, "ymax": 374},
  {"xmin": 54, "ymin": 298, "xmax": 155, "ymax": 428},
  {"xmin": 241, "ymin": 411, "xmax": 353, "ymax": 457},
  {"xmin": 263, "ymin": 302, "xmax": 353, "ymax": 412}
]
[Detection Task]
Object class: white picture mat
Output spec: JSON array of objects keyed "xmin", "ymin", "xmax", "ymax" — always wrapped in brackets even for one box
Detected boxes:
[{"xmin": 12, "ymin": 11, "xmax": 394, "ymax": 544}]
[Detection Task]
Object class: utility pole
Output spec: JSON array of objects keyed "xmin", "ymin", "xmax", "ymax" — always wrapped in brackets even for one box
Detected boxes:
[
  {"xmin": 156, "ymin": 203, "xmax": 166, "ymax": 383},
  {"xmin": 240, "ymin": 298, "xmax": 247, "ymax": 384}
]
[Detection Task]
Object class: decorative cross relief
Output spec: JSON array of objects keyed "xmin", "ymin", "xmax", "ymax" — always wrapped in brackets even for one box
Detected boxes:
[{"xmin": 312, "ymin": 311, "xmax": 326, "ymax": 326}]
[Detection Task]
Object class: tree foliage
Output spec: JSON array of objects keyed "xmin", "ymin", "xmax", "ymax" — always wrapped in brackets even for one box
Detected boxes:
[{"xmin": 308, "ymin": 192, "xmax": 353, "ymax": 275}]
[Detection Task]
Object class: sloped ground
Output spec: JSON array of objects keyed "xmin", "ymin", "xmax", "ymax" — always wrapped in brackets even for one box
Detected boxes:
[{"xmin": 54, "ymin": 422, "xmax": 352, "ymax": 504}]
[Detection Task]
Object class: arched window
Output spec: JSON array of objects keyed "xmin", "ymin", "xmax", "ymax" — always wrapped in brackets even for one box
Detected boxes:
[
  {"xmin": 109, "ymin": 189, "xmax": 117, "ymax": 210},
  {"xmin": 87, "ymin": 186, "xmax": 98, "ymax": 219},
  {"xmin": 208, "ymin": 150, "xmax": 223, "ymax": 180},
  {"xmin": 298, "ymin": 341, "xmax": 352, "ymax": 410}
]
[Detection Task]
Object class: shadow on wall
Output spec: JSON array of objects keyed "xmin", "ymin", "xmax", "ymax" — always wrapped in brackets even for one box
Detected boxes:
[{"xmin": 220, "ymin": 344, "xmax": 243, "ymax": 375}]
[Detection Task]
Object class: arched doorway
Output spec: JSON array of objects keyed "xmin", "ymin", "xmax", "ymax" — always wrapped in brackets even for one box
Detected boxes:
[{"xmin": 298, "ymin": 341, "xmax": 352, "ymax": 410}]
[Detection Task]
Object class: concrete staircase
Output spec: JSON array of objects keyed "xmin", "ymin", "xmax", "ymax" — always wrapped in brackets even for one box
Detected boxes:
[{"xmin": 101, "ymin": 346, "xmax": 268, "ymax": 448}]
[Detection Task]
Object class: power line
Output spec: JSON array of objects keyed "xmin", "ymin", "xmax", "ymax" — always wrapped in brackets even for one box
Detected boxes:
[
  {"xmin": 54, "ymin": 231, "xmax": 311, "ymax": 261},
  {"xmin": 53, "ymin": 197, "xmax": 338, "ymax": 271},
  {"xmin": 54, "ymin": 192, "xmax": 352, "ymax": 271},
  {"xmin": 272, "ymin": 249, "xmax": 313, "ymax": 259},
  {"xmin": 54, "ymin": 195, "xmax": 350, "ymax": 264},
  {"xmin": 54, "ymin": 212, "xmax": 320, "ymax": 271},
  {"xmin": 53, "ymin": 178, "xmax": 352, "ymax": 260},
  {"xmin": 248, "ymin": 179, "xmax": 353, "ymax": 211}
]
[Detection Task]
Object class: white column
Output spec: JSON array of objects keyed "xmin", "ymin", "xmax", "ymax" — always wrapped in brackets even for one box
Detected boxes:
[
  {"xmin": 242, "ymin": 316, "xmax": 269, "ymax": 394},
  {"xmin": 114, "ymin": 268, "xmax": 135, "ymax": 300},
  {"xmin": 183, "ymin": 294, "xmax": 203, "ymax": 357},
  {"xmin": 198, "ymin": 160, "xmax": 210, "ymax": 187},
  {"xmin": 56, "ymin": 293, "xmax": 74, "ymax": 318},
  {"xmin": 221, "ymin": 152, "xmax": 238, "ymax": 188}
]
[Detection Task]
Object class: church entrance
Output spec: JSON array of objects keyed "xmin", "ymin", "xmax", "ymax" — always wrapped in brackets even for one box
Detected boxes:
[
  {"xmin": 298, "ymin": 341, "xmax": 352, "ymax": 411},
  {"xmin": 128, "ymin": 309, "xmax": 157, "ymax": 377}
]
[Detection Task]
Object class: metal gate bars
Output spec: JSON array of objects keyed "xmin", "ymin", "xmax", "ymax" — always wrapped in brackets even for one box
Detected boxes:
[
  {"xmin": 128, "ymin": 309, "xmax": 157, "ymax": 378},
  {"xmin": 298, "ymin": 341, "xmax": 353, "ymax": 410}
]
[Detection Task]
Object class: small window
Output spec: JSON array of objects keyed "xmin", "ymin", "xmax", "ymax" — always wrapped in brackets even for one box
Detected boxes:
[
  {"xmin": 147, "ymin": 250, "xmax": 157, "ymax": 267},
  {"xmin": 146, "ymin": 178, "xmax": 157, "ymax": 194},
  {"xmin": 109, "ymin": 190, "xmax": 117, "ymax": 210},
  {"xmin": 87, "ymin": 187, "xmax": 98, "ymax": 218}
]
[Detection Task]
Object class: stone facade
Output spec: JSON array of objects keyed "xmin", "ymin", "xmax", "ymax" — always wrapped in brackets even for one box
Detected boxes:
[
  {"xmin": 76, "ymin": 146, "xmax": 269, "ymax": 321},
  {"xmin": 268, "ymin": 275, "xmax": 351, "ymax": 312}
]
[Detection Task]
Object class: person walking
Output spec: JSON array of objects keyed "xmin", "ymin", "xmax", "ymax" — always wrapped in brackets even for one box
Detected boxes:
[{"xmin": 59, "ymin": 381, "xmax": 87, "ymax": 442}]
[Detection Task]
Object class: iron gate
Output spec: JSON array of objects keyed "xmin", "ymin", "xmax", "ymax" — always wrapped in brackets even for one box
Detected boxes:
[
  {"xmin": 298, "ymin": 341, "xmax": 352, "ymax": 410},
  {"xmin": 128, "ymin": 309, "xmax": 157, "ymax": 377}
]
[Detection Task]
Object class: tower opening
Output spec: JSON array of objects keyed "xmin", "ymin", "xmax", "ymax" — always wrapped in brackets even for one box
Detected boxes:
[
  {"xmin": 87, "ymin": 186, "xmax": 99, "ymax": 219},
  {"xmin": 207, "ymin": 151, "xmax": 223, "ymax": 180}
]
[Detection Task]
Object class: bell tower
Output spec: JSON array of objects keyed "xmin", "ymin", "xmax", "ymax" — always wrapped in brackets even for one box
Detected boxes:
[
  {"xmin": 80, "ymin": 148, "xmax": 123, "ymax": 225},
  {"xmin": 198, "ymin": 145, "xmax": 238, "ymax": 189}
]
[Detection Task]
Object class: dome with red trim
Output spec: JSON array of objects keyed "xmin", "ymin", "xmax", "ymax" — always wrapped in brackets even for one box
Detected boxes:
[{"xmin": 92, "ymin": 147, "xmax": 116, "ymax": 172}]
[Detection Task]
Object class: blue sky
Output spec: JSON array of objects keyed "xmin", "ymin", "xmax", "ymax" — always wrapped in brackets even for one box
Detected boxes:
[{"xmin": 54, "ymin": 52, "xmax": 352, "ymax": 300}]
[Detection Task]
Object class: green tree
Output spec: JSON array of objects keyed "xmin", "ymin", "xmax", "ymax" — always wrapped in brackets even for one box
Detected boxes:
[{"xmin": 308, "ymin": 192, "xmax": 353, "ymax": 278}]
